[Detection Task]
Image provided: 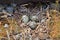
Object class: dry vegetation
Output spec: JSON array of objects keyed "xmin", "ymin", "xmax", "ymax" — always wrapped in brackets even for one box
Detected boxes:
[
  {"xmin": 0, "ymin": 10, "xmax": 60, "ymax": 40},
  {"xmin": 0, "ymin": 1, "xmax": 60, "ymax": 40},
  {"xmin": 49, "ymin": 10, "xmax": 60, "ymax": 40}
]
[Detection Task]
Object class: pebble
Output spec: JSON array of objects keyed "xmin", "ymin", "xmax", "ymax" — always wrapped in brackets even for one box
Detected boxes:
[
  {"xmin": 15, "ymin": 34, "xmax": 20, "ymax": 39},
  {"xmin": 4, "ymin": 24, "xmax": 9, "ymax": 28},
  {"xmin": 41, "ymin": 18, "xmax": 46, "ymax": 23},
  {"xmin": 6, "ymin": 6, "xmax": 13, "ymax": 13},
  {"xmin": 39, "ymin": 28, "xmax": 43, "ymax": 32}
]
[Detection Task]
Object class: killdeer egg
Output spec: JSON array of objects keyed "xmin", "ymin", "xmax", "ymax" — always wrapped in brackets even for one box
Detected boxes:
[
  {"xmin": 29, "ymin": 21, "xmax": 37, "ymax": 30},
  {"xmin": 22, "ymin": 15, "xmax": 29, "ymax": 23},
  {"xmin": 30, "ymin": 15, "xmax": 38, "ymax": 21}
]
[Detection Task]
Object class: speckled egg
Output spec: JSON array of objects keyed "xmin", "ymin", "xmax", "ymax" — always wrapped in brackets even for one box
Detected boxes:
[
  {"xmin": 22, "ymin": 15, "xmax": 29, "ymax": 24},
  {"xmin": 30, "ymin": 15, "xmax": 38, "ymax": 21},
  {"xmin": 29, "ymin": 21, "xmax": 37, "ymax": 30}
]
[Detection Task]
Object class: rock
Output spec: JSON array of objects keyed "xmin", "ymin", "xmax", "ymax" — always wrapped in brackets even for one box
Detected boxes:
[
  {"xmin": 4, "ymin": 24, "xmax": 9, "ymax": 28},
  {"xmin": 6, "ymin": 6, "xmax": 13, "ymax": 13},
  {"xmin": 0, "ymin": 5, "xmax": 4, "ymax": 12},
  {"xmin": 7, "ymin": 14, "xmax": 13, "ymax": 17},
  {"xmin": 15, "ymin": 34, "xmax": 20, "ymax": 40},
  {"xmin": 39, "ymin": 28, "xmax": 43, "ymax": 32},
  {"xmin": 41, "ymin": 18, "xmax": 46, "ymax": 23},
  {"xmin": 21, "ymin": 15, "xmax": 29, "ymax": 23}
]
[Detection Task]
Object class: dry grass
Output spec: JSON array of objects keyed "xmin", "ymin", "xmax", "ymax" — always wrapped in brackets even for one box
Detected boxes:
[{"xmin": 49, "ymin": 10, "xmax": 60, "ymax": 40}]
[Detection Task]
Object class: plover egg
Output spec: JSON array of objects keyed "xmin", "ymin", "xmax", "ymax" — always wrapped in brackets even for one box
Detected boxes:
[
  {"xmin": 22, "ymin": 15, "xmax": 29, "ymax": 23},
  {"xmin": 30, "ymin": 15, "xmax": 38, "ymax": 21},
  {"xmin": 29, "ymin": 21, "xmax": 37, "ymax": 30}
]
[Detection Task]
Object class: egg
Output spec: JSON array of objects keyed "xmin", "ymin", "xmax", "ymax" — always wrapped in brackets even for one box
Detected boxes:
[
  {"xmin": 28, "ymin": 21, "xmax": 37, "ymax": 30},
  {"xmin": 30, "ymin": 15, "xmax": 38, "ymax": 21},
  {"xmin": 22, "ymin": 15, "xmax": 29, "ymax": 24}
]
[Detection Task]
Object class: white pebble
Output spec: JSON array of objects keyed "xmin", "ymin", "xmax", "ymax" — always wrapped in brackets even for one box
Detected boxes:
[{"xmin": 4, "ymin": 24, "xmax": 9, "ymax": 28}]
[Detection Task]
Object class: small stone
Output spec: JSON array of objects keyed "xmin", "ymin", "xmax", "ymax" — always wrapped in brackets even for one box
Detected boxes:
[
  {"xmin": 15, "ymin": 34, "xmax": 20, "ymax": 38},
  {"xmin": 7, "ymin": 13, "xmax": 11, "ymax": 16},
  {"xmin": 4, "ymin": 24, "xmax": 9, "ymax": 28},
  {"xmin": 41, "ymin": 18, "xmax": 46, "ymax": 23},
  {"xmin": 6, "ymin": 6, "xmax": 13, "ymax": 13},
  {"xmin": 39, "ymin": 28, "xmax": 43, "ymax": 32}
]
